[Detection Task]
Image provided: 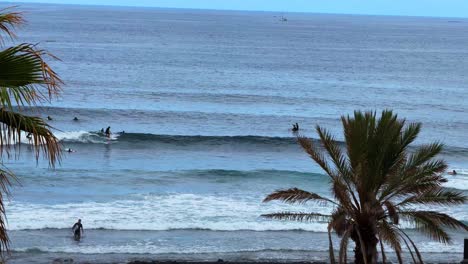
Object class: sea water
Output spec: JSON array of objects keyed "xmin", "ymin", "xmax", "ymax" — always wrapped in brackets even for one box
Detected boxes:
[{"xmin": 1, "ymin": 3, "xmax": 468, "ymax": 263}]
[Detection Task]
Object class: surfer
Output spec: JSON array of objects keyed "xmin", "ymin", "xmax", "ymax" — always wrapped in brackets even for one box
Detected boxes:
[
  {"xmin": 105, "ymin": 126, "xmax": 111, "ymax": 138},
  {"xmin": 72, "ymin": 219, "xmax": 83, "ymax": 240},
  {"xmin": 448, "ymin": 170, "xmax": 457, "ymax": 175},
  {"xmin": 26, "ymin": 133, "xmax": 32, "ymax": 140},
  {"xmin": 66, "ymin": 148, "xmax": 75, "ymax": 153},
  {"xmin": 73, "ymin": 117, "xmax": 79, "ymax": 121},
  {"xmin": 47, "ymin": 116, "xmax": 53, "ymax": 121},
  {"xmin": 292, "ymin": 123, "xmax": 299, "ymax": 132}
]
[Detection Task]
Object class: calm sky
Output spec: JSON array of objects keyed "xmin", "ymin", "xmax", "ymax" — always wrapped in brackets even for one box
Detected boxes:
[{"xmin": 3, "ymin": 0, "xmax": 468, "ymax": 18}]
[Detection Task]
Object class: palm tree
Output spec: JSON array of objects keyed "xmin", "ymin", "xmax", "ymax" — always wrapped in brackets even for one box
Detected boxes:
[
  {"xmin": 0, "ymin": 7, "xmax": 62, "ymax": 254},
  {"xmin": 263, "ymin": 110, "xmax": 467, "ymax": 264}
]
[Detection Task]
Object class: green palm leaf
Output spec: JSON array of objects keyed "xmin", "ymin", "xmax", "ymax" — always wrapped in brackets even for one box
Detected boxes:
[
  {"xmin": 0, "ymin": 7, "xmax": 24, "ymax": 41},
  {"xmin": 0, "ymin": 43, "xmax": 62, "ymax": 108},
  {"xmin": 0, "ymin": 7, "xmax": 63, "ymax": 256},
  {"xmin": 400, "ymin": 210, "xmax": 468, "ymax": 243},
  {"xmin": 261, "ymin": 212, "xmax": 331, "ymax": 222},
  {"xmin": 263, "ymin": 188, "xmax": 336, "ymax": 205}
]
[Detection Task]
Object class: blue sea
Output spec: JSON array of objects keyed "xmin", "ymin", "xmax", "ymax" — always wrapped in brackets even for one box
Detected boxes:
[{"xmin": 1, "ymin": 2, "xmax": 468, "ymax": 263}]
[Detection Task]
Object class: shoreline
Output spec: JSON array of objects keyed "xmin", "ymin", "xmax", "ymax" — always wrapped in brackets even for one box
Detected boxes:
[
  {"xmin": 7, "ymin": 252, "xmax": 464, "ymax": 264},
  {"xmin": 127, "ymin": 262, "xmax": 326, "ymax": 264},
  {"xmin": 126, "ymin": 260, "xmax": 465, "ymax": 264}
]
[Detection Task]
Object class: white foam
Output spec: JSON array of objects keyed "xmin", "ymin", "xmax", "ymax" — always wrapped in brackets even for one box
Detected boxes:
[
  {"xmin": 443, "ymin": 175, "xmax": 468, "ymax": 190},
  {"xmin": 6, "ymin": 193, "xmax": 330, "ymax": 231},
  {"xmin": 6, "ymin": 192, "xmax": 467, "ymax": 232},
  {"xmin": 12, "ymin": 243, "xmax": 463, "ymax": 255},
  {"xmin": 443, "ymin": 169, "xmax": 468, "ymax": 190},
  {"xmin": 0, "ymin": 130, "xmax": 119, "ymax": 146},
  {"xmin": 54, "ymin": 130, "xmax": 119, "ymax": 144}
]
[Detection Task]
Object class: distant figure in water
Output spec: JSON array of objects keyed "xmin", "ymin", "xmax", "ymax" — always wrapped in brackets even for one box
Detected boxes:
[
  {"xmin": 73, "ymin": 117, "xmax": 79, "ymax": 121},
  {"xmin": 26, "ymin": 133, "xmax": 32, "ymax": 140},
  {"xmin": 105, "ymin": 126, "xmax": 111, "ymax": 138},
  {"xmin": 448, "ymin": 170, "xmax": 457, "ymax": 175},
  {"xmin": 66, "ymin": 148, "xmax": 75, "ymax": 153},
  {"xmin": 72, "ymin": 219, "xmax": 83, "ymax": 240},
  {"xmin": 100, "ymin": 128, "xmax": 104, "ymax": 133},
  {"xmin": 292, "ymin": 123, "xmax": 299, "ymax": 132},
  {"xmin": 47, "ymin": 116, "xmax": 53, "ymax": 121}
]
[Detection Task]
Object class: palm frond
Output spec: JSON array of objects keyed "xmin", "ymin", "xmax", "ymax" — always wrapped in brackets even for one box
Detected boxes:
[
  {"xmin": 381, "ymin": 160, "xmax": 447, "ymax": 201},
  {"xmin": 0, "ymin": 165, "xmax": 17, "ymax": 196},
  {"xmin": 0, "ymin": 192, "xmax": 9, "ymax": 255},
  {"xmin": 315, "ymin": 125, "xmax": 352, "ymax": 181},
  {"xmin": 0, "ymin": 108, "xmax": 61, "ymax": 166},
  {"xmin": 399, "ymin": 233, "xmax": 418, "ymax": 264},
  {"xmin": 378, "ymin": 235, "xmax": 387, "ymax": 264},
  {"xmin": 297, "ymin": 136, "xmax": 337, "ymax": 179},
  {"xmin": 0, "ymin": 166, "xmax": 18, "ymax": 254},
  {"xmin": 328, "ymin": 224, "xmax": 336, "ymax": 264},
  {"xmin": 377, "ymin": 221, "xmax": 400, "ymax": 248},
  {"xmin": 383, "ymin": 201, "xmax": 399, "ymax": 224},
  {"xmin": 397, "ymin": 228, "xmax": 424, "ymax": 264},
  {"xmin": 397, "ymin": 189, "xmax": 466, "ymax": 207},
  {"xmin": 399, "ymin": 122, "xmax": 421, "ymax": 149},
  {"xmin": 0, "ymin": 6, "xmax": 63, "ymax": 258},
  {"xmin": 400, "ymin": 210, "xmax": 468, "ymax": 243},
  {"xmin": 263, "ymin": 188, "xmax": 336, "ymax": 205},
  {"xmin": 330, "ymin": 207, "xmax": 349, "ymax": 236},
  {"xmin": 332, "ymin": 178, "xmax": 358, "ymax": 213},
  {"xmin": 355, "ymin": 227, "xmax": 369, "ymax": 264},
  {"xmin": 405, "ymin": 143, "xmax": 444, "ymax": 169},
  {"xmin": 0, "ymin": 43, "xmax": 63, "ymax": 109},
  {"xmin": 0, "ymin": 7, "xmax": 24, "ymax": 41},
  {"xmin": 261, "ymin": 212, "xmax": 331, "ymax": 222},
  {"xmin": 367, "ymin": 110, "xmax": 405, "ymax": 191},
  {"xmin": 339, "ymin": 226, "xmax": 353, "ymax": 263},
  {"xmin": 378, "ymin": 221, "xmax": 402, "ymax": 263},
  {"xmin": 315, "ymin": 125, "xmax": 362, "ymax": 210}
]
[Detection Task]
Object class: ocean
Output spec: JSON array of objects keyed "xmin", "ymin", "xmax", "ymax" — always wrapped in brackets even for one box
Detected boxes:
[{"xmin": 1, "ymin": 2, "xmax": 468, "ymax": 263}]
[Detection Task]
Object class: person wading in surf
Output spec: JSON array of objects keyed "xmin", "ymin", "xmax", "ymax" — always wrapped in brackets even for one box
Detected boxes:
[
  {"xmin": 72, "ymin": 219, "xmax": 84, "ymax": 240},
  {"xmin": 292, "ymin": 123, "xmax": 299, "ymax": 132}
]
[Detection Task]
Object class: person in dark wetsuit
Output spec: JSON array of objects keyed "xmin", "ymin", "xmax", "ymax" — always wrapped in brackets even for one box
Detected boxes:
[
  {"xmin": 105, "ymin": 126, "xmax": 111, "ymax": 138},
  {"xmin": 292, "ymin": 123, "xmax": 299, "ymax": 132},
  {"xmin": 73, "ymin": 117, "xmax": 79, "ymax": 121},
  {"xmin": 72, "ymin": 219, "xmax": 83, "ymax": 240}
]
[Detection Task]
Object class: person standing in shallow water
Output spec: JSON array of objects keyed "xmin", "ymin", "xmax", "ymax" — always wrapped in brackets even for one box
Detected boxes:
[
  {"xmin": 292, "ymin": 123, "xmax": 299, "ymax": 132},
  {"xmin": 72, "ymin": 219, "xmax": 83, "ymax": 240}
]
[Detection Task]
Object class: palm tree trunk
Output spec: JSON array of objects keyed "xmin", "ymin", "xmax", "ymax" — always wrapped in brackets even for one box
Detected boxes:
[{"xmin": 351, "ymin": 227, "xmax": 379, "ymax": 264}]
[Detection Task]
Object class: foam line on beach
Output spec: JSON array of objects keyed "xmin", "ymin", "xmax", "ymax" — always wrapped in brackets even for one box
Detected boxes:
[{"xmin": 6, "ymin": 193, "xmax": 467, "ymax": 231}]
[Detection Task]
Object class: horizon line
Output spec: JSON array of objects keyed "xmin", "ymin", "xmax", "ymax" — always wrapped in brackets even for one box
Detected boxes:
[{"xmin": 2, "ymin": 1, "xmax": 468, "ymax": 19}]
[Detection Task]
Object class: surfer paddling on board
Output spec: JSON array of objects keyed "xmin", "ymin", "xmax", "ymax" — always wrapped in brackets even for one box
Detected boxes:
[
  {"xmin": 72, "ymin": 219, "xmax": 83, "ymax": 240},
  {"xmin": 448, "ymin": 170, "xmax": 457, "ymax": 175}
]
